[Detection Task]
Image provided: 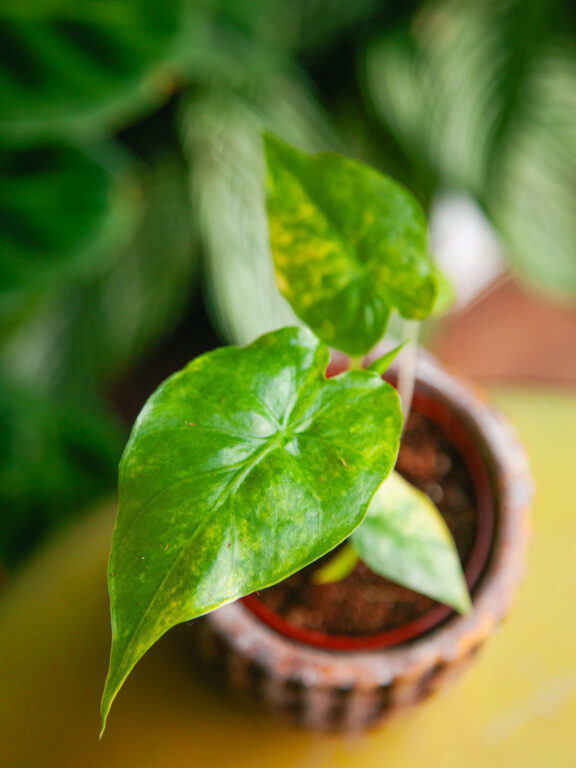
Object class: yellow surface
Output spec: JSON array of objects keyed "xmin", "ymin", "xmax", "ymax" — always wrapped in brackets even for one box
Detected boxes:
[{"xmin": 1, "ymin": 387, "xmax": 576, "ymax": 768}]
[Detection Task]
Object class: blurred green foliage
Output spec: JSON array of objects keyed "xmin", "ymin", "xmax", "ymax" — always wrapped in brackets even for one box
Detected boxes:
[
  {"xmin": 1, "ymin": 0, "xmax": 575, "ymax": 567},
  {"xmin": 364, "ymin": 0, "xmax": 576, "ymax": 299}
]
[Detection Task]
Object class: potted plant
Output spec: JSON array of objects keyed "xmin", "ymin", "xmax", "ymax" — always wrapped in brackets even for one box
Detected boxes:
[{"xmin": 100, "ymin": 137, "xmax": 532, "ymax": 735}]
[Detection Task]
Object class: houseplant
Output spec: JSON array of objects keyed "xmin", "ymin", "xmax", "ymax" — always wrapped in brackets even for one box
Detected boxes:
[{"xmin": 101, "ymin": 137, "xmax": 531, "ymax": 734}]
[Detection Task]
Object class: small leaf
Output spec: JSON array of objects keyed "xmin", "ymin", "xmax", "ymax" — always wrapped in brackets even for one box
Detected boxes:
[
  {"xmin": 312, "ymin": 541, "xmax": 359, "ymax": 584},
  {"xmin": 264, "ymin": 135, "xmax": 437, "ymax": 356},
  {"xmin": 367, "ymin": 341, "xmax": 407, "ymax": 375},
  {"xmin": 102, "ymin": 326, "xmax": 402, "ymax": 731},
  {"xmin": 351, "ymin": 471, "xmax": 471, "ymax": 613}
]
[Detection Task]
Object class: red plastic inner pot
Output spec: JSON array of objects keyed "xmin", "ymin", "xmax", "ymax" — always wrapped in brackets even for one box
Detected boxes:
[{"xmin": 242, "ymin": 383, "xmax": 495, "ymax": 651}]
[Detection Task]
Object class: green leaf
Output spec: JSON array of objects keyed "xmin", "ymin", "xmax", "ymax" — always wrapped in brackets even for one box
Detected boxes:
[
  {"xmin": 491, "ymin": 49, "xmax": 576, "ymax": 299},
  {"xmin": 351, "ymin": 471, "xmax": 471, "ymax": 614},
  {"xmin": 0, "ymin": 0, "xmax": 184, "ymax": 140},
  {"xmin": 364, "ymin": 0, "xmax": 576, "ymax": 300},
  {"xmin": 264, "ymin": 135, "xmax": 437, "ymax": 357},
  {"xmin": 366, "ymin": 341, "xmax": 407, "ymax": 375},
  {"xmin": 364, "ymin": 0, "xmax": 551, "ymax": 195},
  {"xmin": 102, "ymin": 326, "xmax": 402, "ymax": 731},
  {"xmin": 0, "ymin": 142, "xmax": 135, "ymax": 294},
  {"xmin": 1, "ymin": 150, "xmax": 199, "ymax": 393}
]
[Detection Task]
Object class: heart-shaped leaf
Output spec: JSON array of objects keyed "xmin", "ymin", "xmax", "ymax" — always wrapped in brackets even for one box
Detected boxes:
[
  {"xmin": 102, "ymin": 326, "xmax": 402, "ymax": 731},
  {"xmin": 351, "ymin": 471, "xmax": 470, "ymax": 613},
  {"xmin": 265, "ymin": 135, "xmax": 437, "ymax": 356}
]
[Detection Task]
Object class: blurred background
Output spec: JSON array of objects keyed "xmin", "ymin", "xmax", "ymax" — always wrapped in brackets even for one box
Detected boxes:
[
  {"xmin": 1, "ymin": 3, "xmax": 576, "ymax": 766},
  {"xmin": 1, "ymin": 0, "xmax": 575, "ymax": 575}
]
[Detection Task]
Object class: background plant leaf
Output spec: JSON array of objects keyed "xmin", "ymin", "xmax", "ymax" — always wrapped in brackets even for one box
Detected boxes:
[
  {"xmin": 0, "ymin": 149, "xmax": 198, "ymax": 394},
  {"xmin": 265, "ymin": 135, "xmax": 437, "ymax": 356},
  {"xmin": 102, "ymin": 326, "xmax": 402, "ymax": 729},
  {"xmin": 0, "ymin": 0, "xmax": 184, "ymax": 140},
  {"xmin": 363, "ymin": 0, "xmax": 576, "ymax": 300},
  {"xmin": 0, "ymin": 141, "xmax": 136, "ymax": 295},
  {"xmin": 351, "ymin": 471, "xmax": 471, "ymax": 613},
  {"xmin": 0, "ymin": 377, "xmax": 123, "ymax": 567},
  {"xmin": 180, "ymin": 76, "xmax": 339, "ymax": 347},
  {"xmin": 489, "ymin": 48, "xmax": 576, "ymax": 299}
]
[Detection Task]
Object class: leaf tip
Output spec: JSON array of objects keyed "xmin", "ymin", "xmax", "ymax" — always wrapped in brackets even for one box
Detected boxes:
[
  {"xmin": 452, "ymin": 586, "xmax": 473, "ymax": 616},
  {"xmin": 441, "ymin": 567, "xmax": 472, "ymax": 615},
  {"xmin": 367, "ymin": 341, "xmax": 408, "ymax": 375},
  {"xmin": 99, "ymin": 705, "xmax": 109, "ymax": 740},
  {"xmin": 99, "ymin": 660, "xmax": 124, "ymax": 739},
  {"xmin": 99, "ymin": 684, "xmax": 113, "ymax": 739}
]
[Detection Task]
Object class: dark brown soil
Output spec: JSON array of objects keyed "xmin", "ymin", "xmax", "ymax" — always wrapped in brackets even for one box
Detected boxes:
[{"xmin": 254, "ymin": 410, "xmax": 477, "ymax": 635}]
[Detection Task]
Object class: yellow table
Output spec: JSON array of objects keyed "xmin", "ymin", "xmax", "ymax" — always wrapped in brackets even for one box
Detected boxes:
[{"xmin": 1, "ymin": 388, "xmax": 575, "ymax": 768}]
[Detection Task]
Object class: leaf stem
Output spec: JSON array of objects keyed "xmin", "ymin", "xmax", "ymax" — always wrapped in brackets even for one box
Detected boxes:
[
  {"xmin": 397, "ymin": 319, "xmax": 420, "ymax": 422},
  {"xmin": 312, "ymin": 541, "xmax": 360, "ymax": 584},
  {"xmin": 348, "ymin": 355, "xmax": 364, "ymax": 370}
]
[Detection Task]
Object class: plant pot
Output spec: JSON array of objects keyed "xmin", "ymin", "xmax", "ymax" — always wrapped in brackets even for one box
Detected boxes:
[{"xmin": 195, "ymin": 353, "xmax": 532, "ymax": 731}]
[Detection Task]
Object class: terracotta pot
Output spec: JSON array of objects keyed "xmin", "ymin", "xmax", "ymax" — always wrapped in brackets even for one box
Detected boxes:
[{"xmin": 196, "ymin": 354, "xmax": 533, "ymax": 731}]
